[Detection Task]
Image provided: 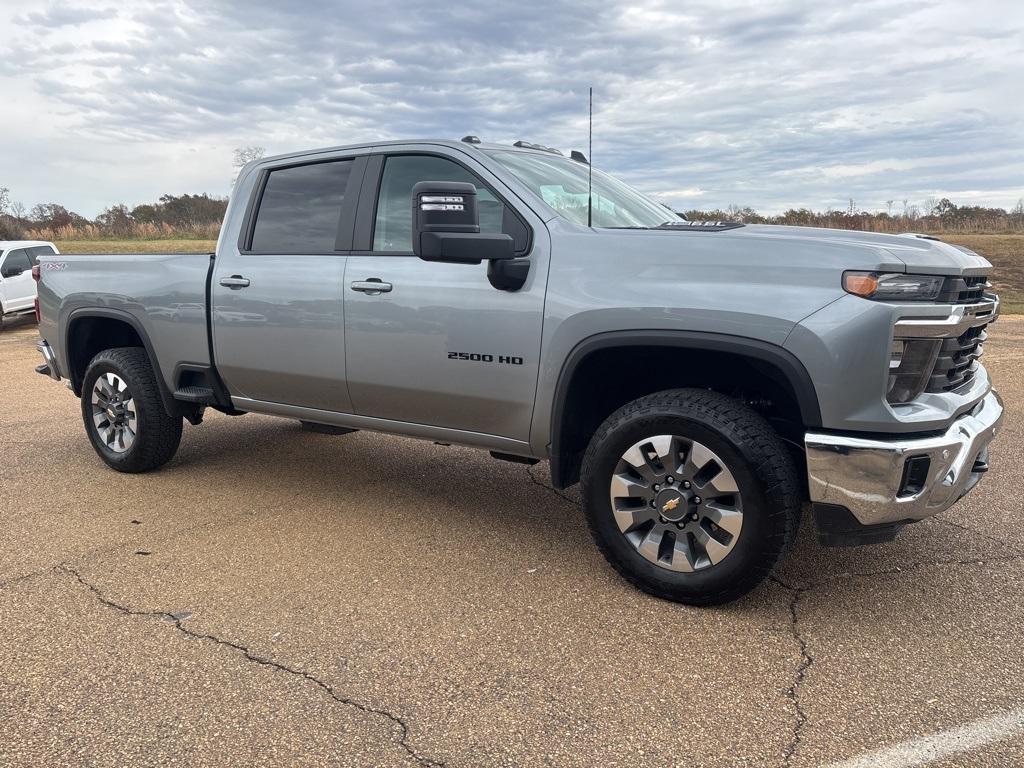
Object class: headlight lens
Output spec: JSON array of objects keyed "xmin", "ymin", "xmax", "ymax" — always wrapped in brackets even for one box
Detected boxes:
[
  {"xmin": 887, "ymin": 338, "xmax": 941, "ymax": 403},
  {"xmin": 843, "ymin": 272, "xmax": 944, "ymax": 301}
]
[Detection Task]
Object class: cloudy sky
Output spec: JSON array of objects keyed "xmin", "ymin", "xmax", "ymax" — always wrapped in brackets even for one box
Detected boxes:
[{"xmin": 1, "ymin": 0, "xmax": 1022, "ymax": 217}]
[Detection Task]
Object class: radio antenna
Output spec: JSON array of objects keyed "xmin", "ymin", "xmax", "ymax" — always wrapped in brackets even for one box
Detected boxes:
[{"xmin": 587, "ymin": 86, "xmax": 593, "ymax": 228}]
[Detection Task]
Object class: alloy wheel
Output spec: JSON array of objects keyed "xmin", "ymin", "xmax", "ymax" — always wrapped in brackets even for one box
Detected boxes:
[
  {"xmin": 609, "ymin": 434, "xmax": 744, "ymax": 572},
  {"xmin": 90, "ymin": 372, "xmax": 137, "ymax": 453}
]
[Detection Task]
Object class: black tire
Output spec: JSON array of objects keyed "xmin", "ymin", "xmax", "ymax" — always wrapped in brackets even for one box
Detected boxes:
[
  {"xmin": 81, "ymin": 347, "xmax": 182, "ymax": 473},
  {"xmin": 580, "ymin": 388, "xmax": 801, "ymax": 606}
]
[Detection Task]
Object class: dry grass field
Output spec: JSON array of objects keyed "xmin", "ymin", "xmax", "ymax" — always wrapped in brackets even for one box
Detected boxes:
[
  {"xmin": 943, "ymin": 234, "xmax": 1024, "ymax": 314},
  {"xmin": 55, "ymin": 233, "xmax": 1024, "ymax": 313},
  {"xmin": 55, "ymin": 239, "xmax": 217, "ymax": 254}
]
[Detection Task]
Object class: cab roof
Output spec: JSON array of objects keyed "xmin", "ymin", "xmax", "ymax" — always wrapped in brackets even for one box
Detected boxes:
[{"xmin": 255, "ymin": 138, "xmax": 575, "ymax": 167}]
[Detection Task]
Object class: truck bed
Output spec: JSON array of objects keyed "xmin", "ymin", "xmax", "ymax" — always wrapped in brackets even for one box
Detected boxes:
[{"xmin": 36, "ymin": 252, "xmax": 215, "ymax": 396}]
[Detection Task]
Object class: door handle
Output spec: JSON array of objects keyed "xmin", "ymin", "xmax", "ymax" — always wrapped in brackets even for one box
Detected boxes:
[
  {"xmin": 220, "ymin": 275, "xmax": 250, "ymax": 289},
  {"xmin": 350, "ymin": 278, "xmax": 392, "ymax": 295}
]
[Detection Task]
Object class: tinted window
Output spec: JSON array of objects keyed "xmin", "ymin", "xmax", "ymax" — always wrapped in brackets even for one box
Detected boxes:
[
  {"xmin": 251, "ymin": 160, "xmax": 354, "ymax": 252},
  {"xmin": 28, "ymin": 245, "xmax": 56, "ymax": 265},
  {"xmin": 373, "ymin": 155, "xmax": 509, "ymax": 252},
  {"xmin": 1, "ymin": 249, "xmax": 31, "ymax": 277}
]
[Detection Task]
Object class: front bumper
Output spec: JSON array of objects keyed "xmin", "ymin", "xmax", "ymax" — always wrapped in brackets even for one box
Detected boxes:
[{"xmin": 805, "ymin": 390, "xmax": 1003, "ymax": 527}]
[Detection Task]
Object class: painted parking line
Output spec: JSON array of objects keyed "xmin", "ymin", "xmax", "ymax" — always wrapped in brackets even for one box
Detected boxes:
[{"xmin": 830, "ymin": 706, "xmax": 1024, "ymax": 768}]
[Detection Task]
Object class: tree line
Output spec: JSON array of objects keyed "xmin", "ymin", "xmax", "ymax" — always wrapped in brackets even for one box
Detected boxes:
[
  {"xmin": 0, "ymin": 147, "xmax": 262, "ymax": 242},
  {"xmin": 680, "ymin": 197, "xmax": 1024, "ymax": 233},
  {"xmin": 0, "ymin": 189, "xmax": 227, "ymax": 241}
]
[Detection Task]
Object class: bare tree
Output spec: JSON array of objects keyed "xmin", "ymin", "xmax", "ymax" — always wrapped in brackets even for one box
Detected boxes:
[
  {"xmin": 886, "ymin": 200, "xmax": 894, "ymax": 217},
  {"xmin": 232, "ymin": 146, "xmax": 265, "ymax": 184},
  {"xmin": 0, "ymin": 186, "xmax": 10, "ymax": 216}
]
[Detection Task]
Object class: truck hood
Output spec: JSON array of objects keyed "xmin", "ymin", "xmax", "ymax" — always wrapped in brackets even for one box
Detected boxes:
[
  {"xmin": 708, "ymin": 224, "xmax": 992, "ymax": 276},
  {"xmin": 586, "ymin": 223, "xmax": 991, "ymax": 277}
]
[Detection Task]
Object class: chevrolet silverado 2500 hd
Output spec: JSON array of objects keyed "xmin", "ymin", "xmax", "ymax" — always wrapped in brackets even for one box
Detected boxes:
[{"xmin": 34, "ymin": 138, "xmax": 1003, "ymax": 605}]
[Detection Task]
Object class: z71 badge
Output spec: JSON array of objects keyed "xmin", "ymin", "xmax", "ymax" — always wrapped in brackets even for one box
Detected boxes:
[{"xmin": 447, "ymin": 352, "xmax": 524, "ymax": 365}]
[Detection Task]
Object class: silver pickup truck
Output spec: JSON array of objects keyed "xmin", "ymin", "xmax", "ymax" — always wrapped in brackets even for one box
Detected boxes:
[{"xmin": 34, "ymin": 138, "xmax": 1003, "ymax": 605}]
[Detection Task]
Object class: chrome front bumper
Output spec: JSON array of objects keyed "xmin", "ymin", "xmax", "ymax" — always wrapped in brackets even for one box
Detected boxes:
[{"xmin": 805, "ymin": 390, "xmax": 1004, "ymax": 527}]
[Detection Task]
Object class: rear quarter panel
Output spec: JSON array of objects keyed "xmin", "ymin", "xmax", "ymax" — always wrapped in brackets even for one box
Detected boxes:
[{"xmin": 37, "ymin": 252, "xmax": 212, "ymax": 392}]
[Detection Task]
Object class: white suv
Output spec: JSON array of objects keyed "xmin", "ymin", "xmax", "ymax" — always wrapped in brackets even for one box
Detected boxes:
[{"xmin": 0, "ymin": 240, "xmax": 59, "ymax": 327}]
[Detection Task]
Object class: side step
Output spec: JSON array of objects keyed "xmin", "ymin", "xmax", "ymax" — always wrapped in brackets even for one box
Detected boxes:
[{"xmin": 174, "ymin": 386, "xmax": 216, "ymax": 404}]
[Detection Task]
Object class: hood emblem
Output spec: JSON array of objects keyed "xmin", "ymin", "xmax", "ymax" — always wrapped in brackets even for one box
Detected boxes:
[{"xmin": 661, "ymin": 497, "xmax": 681, "ymax": 513}]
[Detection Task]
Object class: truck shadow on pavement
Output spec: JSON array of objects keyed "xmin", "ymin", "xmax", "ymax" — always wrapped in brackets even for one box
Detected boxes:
[{"xmin": 159, "ymin": 412, "xmax": 1023, "ymax": 612}]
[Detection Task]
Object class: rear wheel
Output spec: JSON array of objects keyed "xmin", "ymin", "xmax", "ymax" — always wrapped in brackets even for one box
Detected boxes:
[
  {"xmin": 81, "ymin": 347, "xmax": 182, "ymax": 473},
  {"xmin": 580, "ymin": 388, "xmax": 801, "ymax": 606}
]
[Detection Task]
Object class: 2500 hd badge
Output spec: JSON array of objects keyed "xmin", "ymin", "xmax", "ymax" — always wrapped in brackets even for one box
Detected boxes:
[{"xmin": 447, "ymin": 351, "xmax": 524, "ymax": 365}]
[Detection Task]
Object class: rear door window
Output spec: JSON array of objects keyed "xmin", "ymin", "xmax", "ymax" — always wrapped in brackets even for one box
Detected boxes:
[
  {"xmin": 250, "ymin": 159, "xmax": 355, "ymax": 252},
  {"xmin": 28, "ymin": 245, "xmax": 56, "ymax": 265}
]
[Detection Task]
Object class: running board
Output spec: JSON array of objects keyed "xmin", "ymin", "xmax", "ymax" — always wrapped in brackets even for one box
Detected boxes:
[{"xmin": 173, "ymin": 386, "xmax": 216, "ymax": 404}]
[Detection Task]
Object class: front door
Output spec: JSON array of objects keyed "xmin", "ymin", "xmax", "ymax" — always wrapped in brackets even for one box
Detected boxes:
[
  {"xmin": 0, "ymin": 248, "xmax": 34, "ymax": 312},
  {"xmin": 211, "ymin": 155, "xmax": 361, "ymax": 412},
  {"xmin": 343, "ymin": 151, "xmax": 548, "ymax": 442}
]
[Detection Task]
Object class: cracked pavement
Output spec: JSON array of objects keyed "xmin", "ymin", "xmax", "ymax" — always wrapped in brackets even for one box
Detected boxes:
[{"xmin": 1, "ymin": 316, "xmax": 1022, "ymax": 767}]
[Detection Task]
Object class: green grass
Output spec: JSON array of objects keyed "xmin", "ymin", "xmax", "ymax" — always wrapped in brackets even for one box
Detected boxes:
[
  {"xmin": 54, "ymin": 234, "xmax": 1023, "ymax": 313},
  {"xmin": 55, "ymin": 239, "xmax": 216, "ymax": 254}
]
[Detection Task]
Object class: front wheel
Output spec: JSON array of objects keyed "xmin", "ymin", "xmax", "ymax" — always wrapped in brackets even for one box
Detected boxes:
[
  {"xmin": 580, "ymin": 388, "xmax": 801, "ymax": 606},
  {"xmin": 81, "ymin": 347, "xmax": 183, "ymax": 473}
]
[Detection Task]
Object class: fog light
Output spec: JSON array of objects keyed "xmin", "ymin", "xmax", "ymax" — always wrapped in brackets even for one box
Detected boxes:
[
  {"xmin": 887, "ymin": 339, "xmax": 941, "ymax": 404},
  {"xmin": 898, "ymin": 455, "xmax": 931, "ymax": 497}
]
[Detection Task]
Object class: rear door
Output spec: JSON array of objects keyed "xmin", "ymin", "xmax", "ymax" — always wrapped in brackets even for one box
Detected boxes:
[
  {"xmin": 0, "ymin": 248, "xmax": 34, "ymax": 311},
  {"xmin": 211, "ymin": 154, "xmax": 364, "ymax": 412},
  {"xmin": 342, "ymin": 149, "xmax": 549, "ymax": 441}
]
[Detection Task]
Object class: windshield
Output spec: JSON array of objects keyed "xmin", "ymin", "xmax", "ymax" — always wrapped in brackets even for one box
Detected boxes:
[{"xmin": 486, "ymin": 150, "xmax": 681, "ymax": 228}]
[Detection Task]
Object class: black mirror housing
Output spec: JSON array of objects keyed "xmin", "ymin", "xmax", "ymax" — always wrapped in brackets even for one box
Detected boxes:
[
  {"xmin": 412, "ymin": 180, "xmax": 516, "ymax": 264},
  {"xmin": 418, "ymin": 232, "xmax": 515, "ymax": 264}
]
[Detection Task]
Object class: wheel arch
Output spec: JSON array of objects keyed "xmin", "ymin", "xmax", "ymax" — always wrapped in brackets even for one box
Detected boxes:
[
  {"xmin": 548, "ymin": 331, "xmax": 821, "ymax": 489},
  {"xmin": 65, "ymin": 308, "xmax": 179, "ymax": 416}
]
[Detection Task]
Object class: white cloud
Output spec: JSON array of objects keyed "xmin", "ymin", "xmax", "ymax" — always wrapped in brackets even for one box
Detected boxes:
[{"xmin": 0, "ymin": 0, "xmax": 1021, "ymax": 216}]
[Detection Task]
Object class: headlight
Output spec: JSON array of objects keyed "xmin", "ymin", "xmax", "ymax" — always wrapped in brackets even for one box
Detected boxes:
[
  {"xmin": 843, "ymin": 272, "xmax": 944, "ymax": 301},
  {"xmin": 887, "ymin": 337, "xmax": 941, "ymax": 404}
]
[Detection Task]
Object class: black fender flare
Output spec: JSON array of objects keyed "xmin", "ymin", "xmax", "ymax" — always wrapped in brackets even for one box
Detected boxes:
[
  {"xmin": 547, "ymin": 330, "xmax": 822, "ymax": 488},
  {"xmin": 65, "ymin": 307, "xmax": 179, "ymax": 417}
]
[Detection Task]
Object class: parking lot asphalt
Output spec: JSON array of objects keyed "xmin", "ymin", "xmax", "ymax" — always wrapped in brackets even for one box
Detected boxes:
[{"xmin": 1, "ymin": 316, "xmax": 1022, "ymax": 768}]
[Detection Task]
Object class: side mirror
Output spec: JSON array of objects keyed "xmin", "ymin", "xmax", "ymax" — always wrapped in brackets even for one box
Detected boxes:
[{"xmin": 412, "ymin": 181, "xmax": 515, "ymax": 264}]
